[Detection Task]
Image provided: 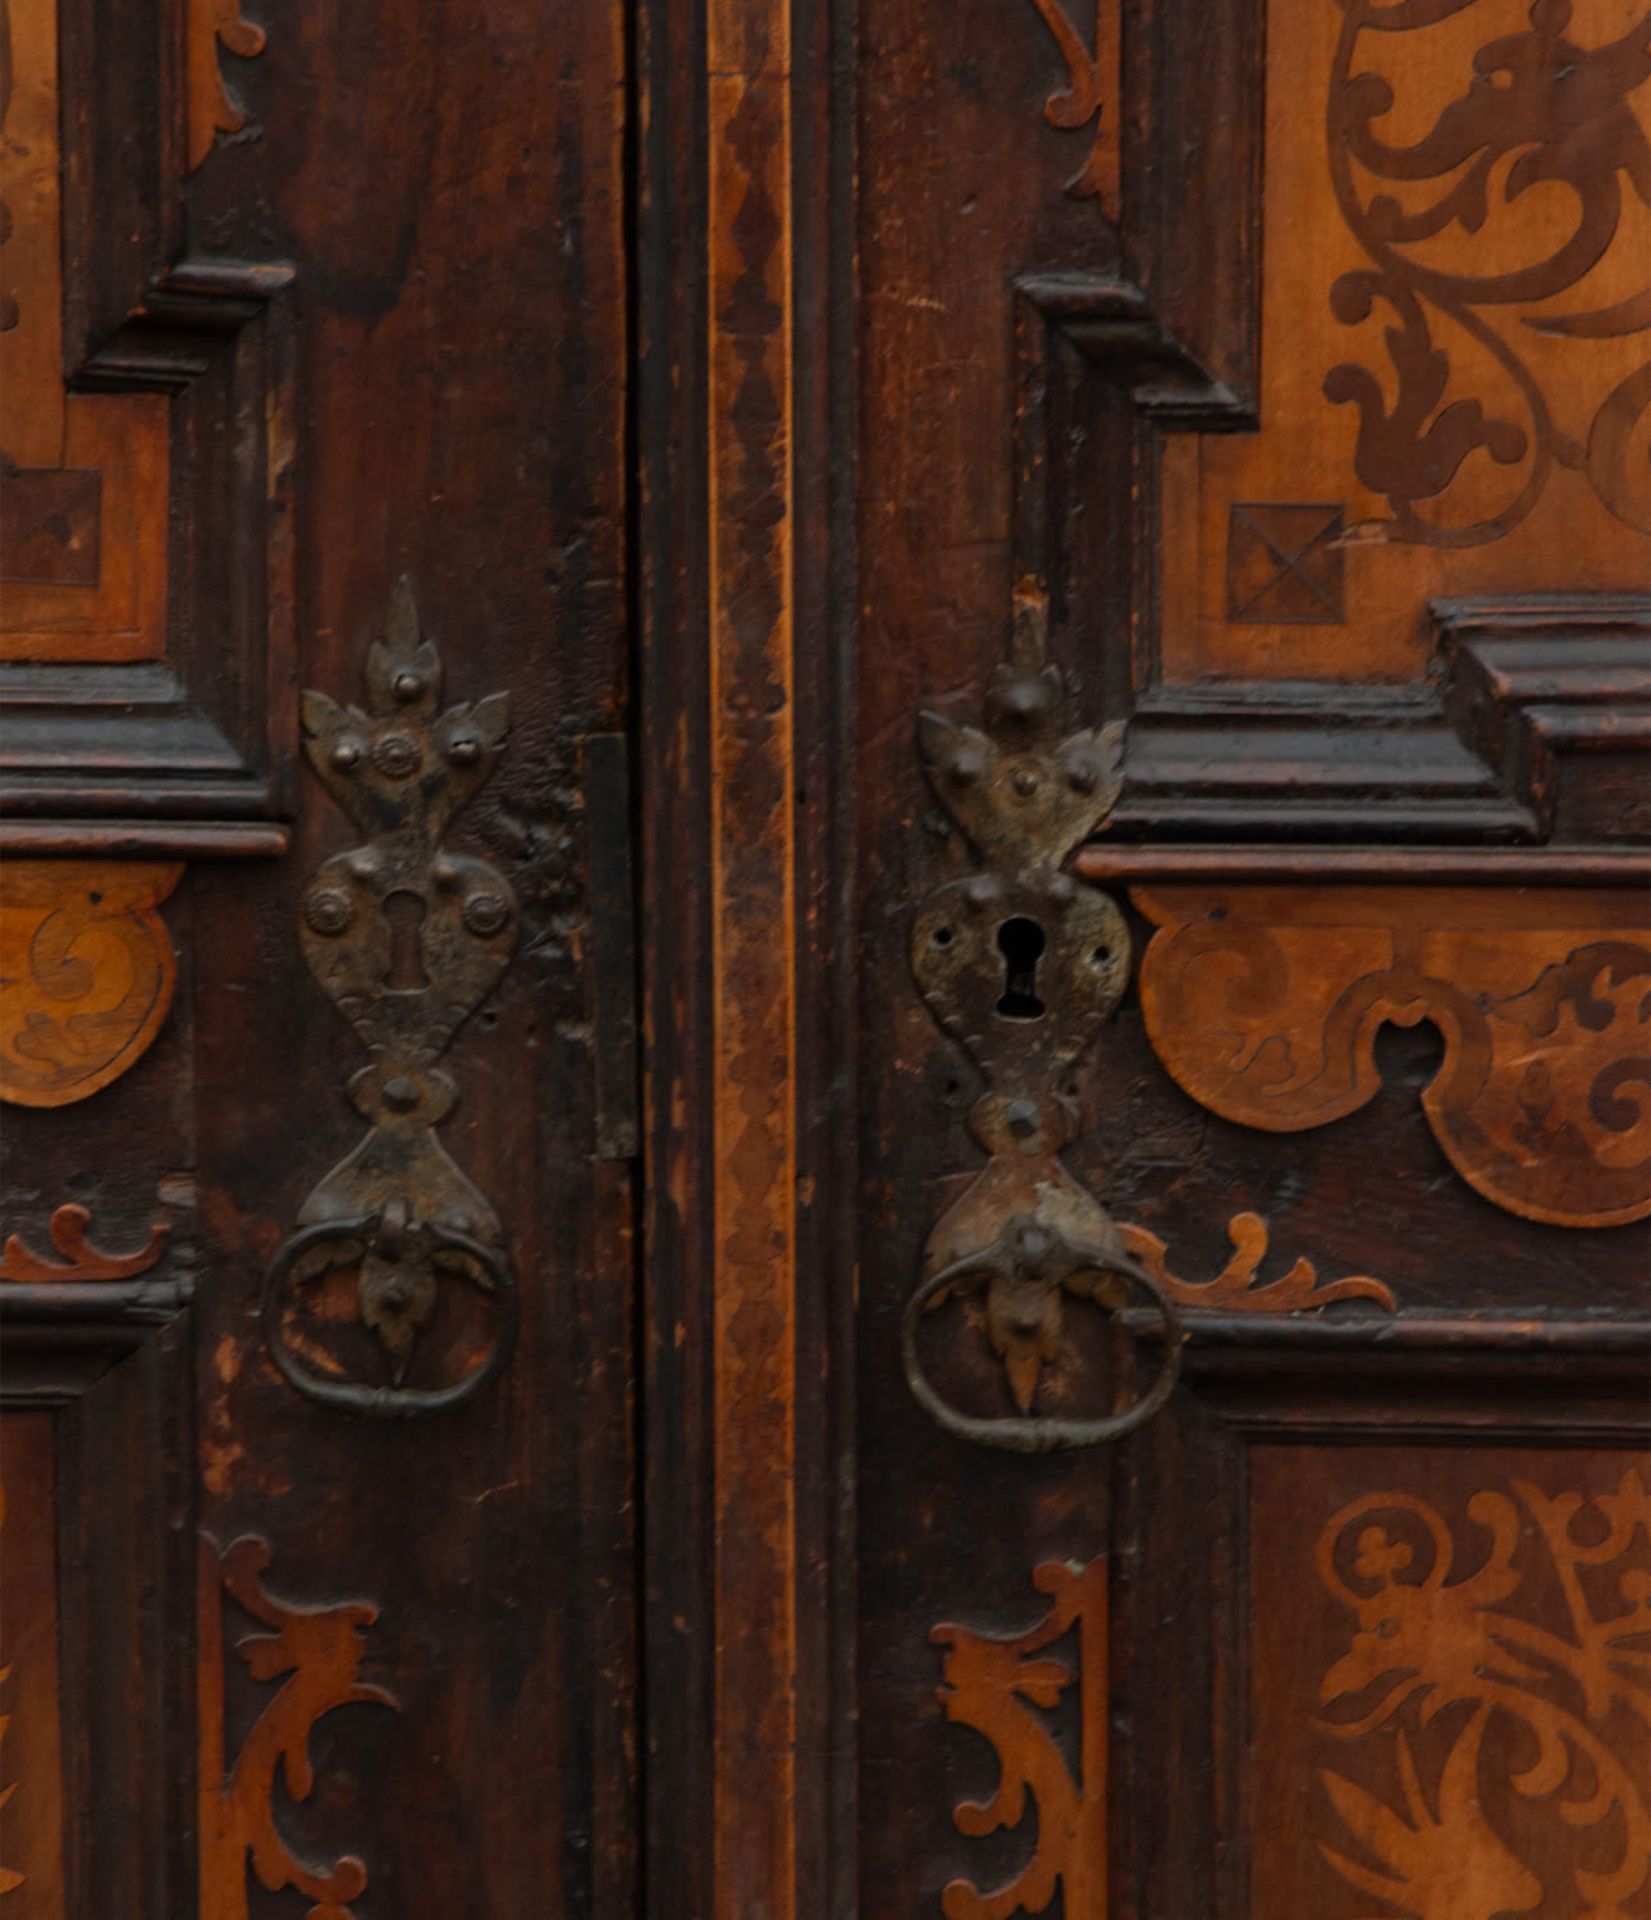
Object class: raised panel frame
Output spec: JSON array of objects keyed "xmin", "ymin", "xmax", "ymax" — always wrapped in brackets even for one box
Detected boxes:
[
  {"xmin": 1111, "ymin": 1324, "xmax": 1651, "ymax": 1920},
  {"xmin": 0, "ymin": 0, "xmax": 295, "ymax": 857}
]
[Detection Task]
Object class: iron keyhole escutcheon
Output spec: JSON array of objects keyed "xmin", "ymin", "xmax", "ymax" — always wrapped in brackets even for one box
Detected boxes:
[
  {"xmin": 995, "ymin": 915, "xmax": 1047, "ymax": 1020},
  {"xmin": 383, "ymin": 887, "xmax": 431, "ymax": 993}
]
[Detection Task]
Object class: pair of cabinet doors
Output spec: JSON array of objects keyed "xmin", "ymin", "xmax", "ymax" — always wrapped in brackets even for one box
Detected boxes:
[{"xmin": 1, "ymin": 0, "xmax": 1646, "ymax": 1912}]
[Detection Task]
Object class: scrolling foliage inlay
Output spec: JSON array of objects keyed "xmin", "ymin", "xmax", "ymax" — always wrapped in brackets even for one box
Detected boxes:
[
  {"xmin": 0, "ymin": 862, "xmax": 181, "ymax": 1108},
  {"xmin": 187, "ymin": 0, "xmax": 270, "ymax": 172},
  {"xmin": 932, "ymin": 1559, "xmax": 1107, "ymax": 1920},
  {"xmin": 1315, "ymin": 1469, "xmax": 1651, "ymax": 1918},
  {"xmin": 1327, "ymin": 0, "xmax": 1651, "ymax": 546},
  {"xmin": 198, "ymin": 1535, "xmax": 396, "ymax": 1920},
  {"xmin": 1023, "ymin": 0, "xmax": 1121, "ymax": 218},
  {"xmin": 0, "ymin": 1202, "xmax": 170, "ymax": 1283},
  {"xmin": 1135, "ymin": 884, "xmax": 1651, "ymax": 1228},
  {"xmin": 1121, "ymin": 1210, "xmax": 1397, "ymax": 1313}
]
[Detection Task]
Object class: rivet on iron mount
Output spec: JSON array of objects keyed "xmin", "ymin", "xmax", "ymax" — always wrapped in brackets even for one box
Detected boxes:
[
  {"xmin": 447, "ymin": 736, "xmax": 482, "ymax": 767},
  {"xmin": 1004, "ymin": 1097, "xmax": 1042, "ymax": 1141},
  {"xmin": 462, "ymin": 892, "xmax": 510, "ymax": 937},
  {"xmin": 330, "ymin": 740, "xmax": 363, "ymax": 770},
  {"xmin": 372, "ymin": 733, "xmax": 422, "ymax": 779},
  {"xmin": 950, "ymin": 744, "xmax": 986, "ymax": 787},
  {"xmin": 1011, "ymin": 764, "xmax": 1039, "ymax": 797},
  {"xmin": 348, "ymin": 853, "xmax": 381, "ymax": 883},
  {"xmin": 305, "ymin": 888, "xmax": 353, "ymax": 935},
  {"xmin": 431, "ymin": 857, "xmax": 461, "ymax": 890},
  {"xmin": 963, "ymin": 875, "xmax": 999, "ymax": 911},
  {"xmin": 378, "ymin": 1275, "xmax": 412, "ymax": 1310},
  {"xmin": 1048, "ymin": 874, "xmax": 1076, "ymax": 905},
  {"xmin": 382, "ymin": 1075, "xmax": 421, "ymax": 1112},
  {"xmin": 1067, "ymin": 756, "xmax": 1098, "ymax": 794},
  {"xmin": 392, "ymin": 671, "xmax": 424, "ymax": 703},
  {"xmin": 998, "ymin": 673, "xmax": 1051, "ymax": 724}
]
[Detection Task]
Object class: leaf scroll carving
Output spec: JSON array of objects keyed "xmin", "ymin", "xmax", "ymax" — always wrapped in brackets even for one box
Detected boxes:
[
  {"xmin": 931, "ymin": 1559, "xmax": 1107, "ymax": 1919},
  {"xmin": 1023, "ymin": 0, "xmax": 1120, "ymax": 217},
  {"xmin": 187, "ymin": 0, "xmax": 270, "ymax": 172},
  {"xmin": 198, "ymin": 1535, "xmax": 397, "ymax": 1920},
  {"xmin": 1315, "ymin": 1468, "xmax": 1651, "ymax": 1917},
  {"xmin": 0, "ymin": 1203, "xmax": 170, "ymax": 1283},
  {"xmin": 1121, "ymin": 1210, "xmax": 1396, "ymax": 1313}
]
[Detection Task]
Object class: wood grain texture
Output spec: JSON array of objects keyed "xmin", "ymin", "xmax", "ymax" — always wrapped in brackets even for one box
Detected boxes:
[
  {"xmin": 181, "ymin": 0, "xmax": 638, "ymax": 1906},
  {"xmin": 708, "ymin": 2, "xmax": 799, "ymax": 1911},
  {"xmin": 852, "ymin": 3, "xmax": 1648, "ymax": 1914},
  {"xmin": 0, "ymin": 1416, "xmax": 67, "ymax": 1916},
  {"xmin": 0, "ymin": 861, "xmax": 180, "ymax": 1107},
  {"xmin": 1135, "ymin": 883, "xmax": 1651, "ymax": 1227}
]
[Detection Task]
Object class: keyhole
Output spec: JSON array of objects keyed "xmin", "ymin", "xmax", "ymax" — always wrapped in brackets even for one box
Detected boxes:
[
  {"xmin": 996, "ymin": 915, "xmax": 1047, "ymax": 1021},
  {"xmin": 383, "ymin": 888, "xmax": 431, "ymax": 992}
]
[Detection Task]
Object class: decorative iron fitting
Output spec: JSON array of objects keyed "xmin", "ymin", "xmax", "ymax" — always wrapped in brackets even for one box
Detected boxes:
[
  {"xmin": 262, "ymin": 581, "xmax": 517, "ymax": 1416},
  {"xmin": 905, "ymin": 606, "xmax": 1180, "ymax": 1450}
]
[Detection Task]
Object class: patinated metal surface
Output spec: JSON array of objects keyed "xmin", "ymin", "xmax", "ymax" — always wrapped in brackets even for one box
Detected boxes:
[
  {"xmin": 262, "ymin": 580, "xmax": 518, "ymax": 1416},
  {"xmin": 906, "ymin": 608, "xmax": 1180, "ymax": 1450}
]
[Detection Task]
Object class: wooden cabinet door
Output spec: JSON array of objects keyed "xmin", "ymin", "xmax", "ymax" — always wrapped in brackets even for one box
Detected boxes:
[
  {"xmin": 635, "ymin": 0, "xmax": 1651, "ymax": 1915},
  {"xmin": 1, "ymin": 0, "xmax": 635, "ymax": 1912},
  {"xmin": 3, "ymin": 0, "xmax": 1647, "ymax": 1913}
]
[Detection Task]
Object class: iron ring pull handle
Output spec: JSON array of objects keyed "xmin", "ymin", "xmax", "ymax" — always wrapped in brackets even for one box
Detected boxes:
[
  {"xmin": 901, "ymin": 1222, "xmax": 1183, "ymax": 1453},
  {"xmin": 263, "ymin": 1212, "xmax": 517, "ymax": 1419}
]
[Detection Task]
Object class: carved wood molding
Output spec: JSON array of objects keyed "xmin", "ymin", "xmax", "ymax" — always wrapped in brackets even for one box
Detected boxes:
[
  {"xmin": 1023, "ymin": 0, "xmax": 1120, "ymax": 219},
  {"xmin": 931, "ymin": 1559, "xmax": 1107, "ymax": 1920},
  {"xmin": 1134, "ymin": 883, "xmax": 1651, "ymax": 1228},
  {"xmin": 1017, "ymin": 274, "xmax": 1651, "ymax": 859},
  {"xmin": 198, "ymin": 1535, "xmax": 396, "ymax": 1920},
  {"xmin": 1008, "ymin": 0, "xmax": 1649, "ymax": 876},
  {"xmin": 0, "ymin": 0, "xmax": 294, "ymax": 856},
  {"xmin": 1121, "ymin": 1210, "xmax": 1396, "ymax": 1314},
  {"xmin": 186, "ymin": 0, "xmax": 269, "ymax": 173},
  {"xmin": 0, "ymin": 1202, "xmax": 171, "ymax": 1281}
]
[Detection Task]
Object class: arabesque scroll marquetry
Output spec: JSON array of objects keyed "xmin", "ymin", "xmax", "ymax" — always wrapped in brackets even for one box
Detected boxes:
[
  {"xmin": 932, "ymin": 1560, "xmax": 1107, "ymax": 1920},
  {"xmin": 198, "ymin": 1535, "xmax": 396, "ymax": 1920},
  {"xmin": 1135, "ymin": 884, "xmax": 1651, "ymax": 1228}
]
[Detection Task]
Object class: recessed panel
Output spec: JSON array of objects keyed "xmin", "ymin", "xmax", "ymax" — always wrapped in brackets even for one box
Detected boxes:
[
  {"xmin": 1251, "ymin": 1440, "xmax": 1651, "ymax": 1918},
  {"xmin": 0, "ymin": 1412, "xmax": 66, "ymax": 1916},
  {"xmin": 1165, "ymin": 0, "xmax": 1651, "ymax": 684}
]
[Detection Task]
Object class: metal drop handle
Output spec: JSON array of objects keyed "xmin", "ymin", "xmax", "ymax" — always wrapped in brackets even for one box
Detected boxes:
[{"xmin": 901, "ymin": 1215, "xmax": 1183, "ymax": 1452}]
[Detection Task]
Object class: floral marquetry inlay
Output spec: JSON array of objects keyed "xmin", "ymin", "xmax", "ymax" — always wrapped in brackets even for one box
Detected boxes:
[
  {"xmin": 1326, "ymin": 0, "xmax": 1651, "ymax": 548},
  {"xmin": 1158, "ymin": 0, "xmax": 1651, "ymax": 684},
  {"xmin": 1134, "ymin": 884, "xmax": 1651, "ymax": 1228}
]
